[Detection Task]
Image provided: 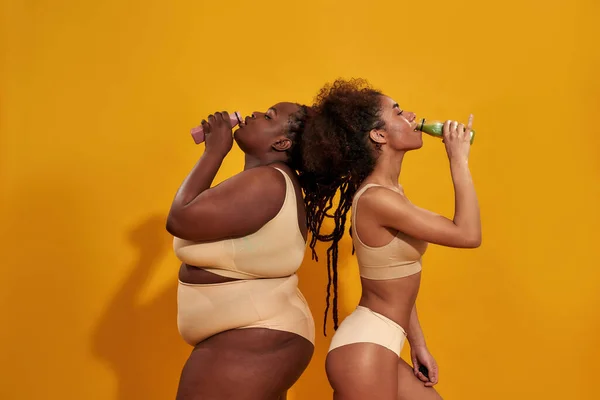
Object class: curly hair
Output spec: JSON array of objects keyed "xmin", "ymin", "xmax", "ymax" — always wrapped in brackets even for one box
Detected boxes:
[
  {"xmin": 285, "ymin": 104, "xmax": 311, "ymax": 171},
  {"xmin": 298, "ymin": 78, "xmax": 386, "ymax": 335}
]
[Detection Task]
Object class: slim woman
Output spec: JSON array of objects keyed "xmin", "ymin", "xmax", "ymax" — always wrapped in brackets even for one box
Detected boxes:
[{"xmin": 303, "ymin": 79, "xmax": 481, "ymax": 399}]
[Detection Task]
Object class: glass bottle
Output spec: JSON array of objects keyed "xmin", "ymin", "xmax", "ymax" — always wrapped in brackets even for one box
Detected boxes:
[{"xmin": 416, "ymin": 118, "xmax": 475, "ymax": 145}]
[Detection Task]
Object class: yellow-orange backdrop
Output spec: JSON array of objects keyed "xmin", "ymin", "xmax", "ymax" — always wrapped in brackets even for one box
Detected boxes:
[{"xmin": 1, "ymin": 0, "xmax": 599, "ymax": 399}]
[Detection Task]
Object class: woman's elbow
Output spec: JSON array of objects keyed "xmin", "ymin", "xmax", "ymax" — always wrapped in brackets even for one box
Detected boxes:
[
  {"xmin": 464, "ymin": 233, "xmax": 482, "ymax": 248},
  {"xmin": 166, "ymin": 212, "xmax": 183, "ymax": 237},
  {"xmin": 166, "ymin": 211, "xmax": 210, "ymax": 241}
]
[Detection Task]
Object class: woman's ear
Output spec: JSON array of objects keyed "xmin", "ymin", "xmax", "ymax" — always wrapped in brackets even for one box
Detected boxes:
[
  {"xmin": 369, "ymin": 128, "xmax": 387, "ymax": 145},
  {"xmin": 272, "ymin": 137, "xmax": 292, "ymax": 152}
]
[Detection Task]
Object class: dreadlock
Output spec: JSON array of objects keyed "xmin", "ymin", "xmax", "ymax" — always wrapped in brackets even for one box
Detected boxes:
[{"xmin": 298, "ymin": 78, "xmax": 385, "ymax": 335}]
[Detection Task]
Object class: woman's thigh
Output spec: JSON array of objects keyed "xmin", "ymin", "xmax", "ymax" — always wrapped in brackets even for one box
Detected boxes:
[
  {"xmin": 176, "ymin": 328, "xmax": 314, "ymax": 400},
  {"xmin": 326, "ymin": 343, "xmax": 400, "ymax": 400}
]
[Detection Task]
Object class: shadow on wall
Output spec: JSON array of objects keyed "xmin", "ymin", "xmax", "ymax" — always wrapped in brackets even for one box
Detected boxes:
[{"xmin": 92, "ymin": 215, "xmax": 190, "ymax": 400}]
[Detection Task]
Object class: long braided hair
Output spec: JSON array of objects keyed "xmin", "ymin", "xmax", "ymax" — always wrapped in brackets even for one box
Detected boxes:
[{"xmin": 297, "ymin": 78, "xmax": 386, "ymax": 335}]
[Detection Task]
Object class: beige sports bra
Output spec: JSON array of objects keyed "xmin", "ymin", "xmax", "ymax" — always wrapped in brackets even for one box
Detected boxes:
[
  {"xmin": 351, "ymin": 184, "xmax": 428, "ymax": 280},
  {"xmin": 172, "ymin": 167, "xmax": 306, "ymax": 279}
]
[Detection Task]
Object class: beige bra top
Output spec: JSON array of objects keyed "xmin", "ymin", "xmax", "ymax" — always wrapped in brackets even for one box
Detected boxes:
[
  {"xmin": 351, "ymin": 184, "xmax": 428, "ymax": 280},
  {"xmin": 172, "ymin": 167, "xmax": 306, "ymax": 279}
]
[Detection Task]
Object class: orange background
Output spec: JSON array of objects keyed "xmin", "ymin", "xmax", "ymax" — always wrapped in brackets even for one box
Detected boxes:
[{"xmin": 1, "ymin": 0, "xmax": 599, "ymax": 399}]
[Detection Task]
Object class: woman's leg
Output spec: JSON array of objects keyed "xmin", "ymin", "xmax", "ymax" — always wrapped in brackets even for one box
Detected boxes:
[
  {"xmin": 326, "ymin": 343, "xmax": 399, "ymax": 400},
  {"xmin": 176, "ymin": 328, "xmax": 313, "ymax": 400}
]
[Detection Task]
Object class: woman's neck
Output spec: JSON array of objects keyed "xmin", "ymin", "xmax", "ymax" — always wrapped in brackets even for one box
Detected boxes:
[
  {"xmin": 367, "ymin": 150, "xmax": 405, "ymax": 188},
  {"xmin": 243, "ymin": 152, "xmax": 287, "ymax": 170}
]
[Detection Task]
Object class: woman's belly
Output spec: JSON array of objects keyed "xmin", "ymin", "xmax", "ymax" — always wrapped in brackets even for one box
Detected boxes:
[
  {"xmin": 358, "ymin": 272, "xmax": 421, "ymax": 329},
  {"xmin": 178, "ymin": 263, "xmax": 239, "ymax": 284},
  {"xmin": 177, "ymin": 273, "xmax": 314, "ymax": 346}
]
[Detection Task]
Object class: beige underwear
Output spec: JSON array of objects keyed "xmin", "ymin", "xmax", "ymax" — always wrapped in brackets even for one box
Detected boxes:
[
  {"xmin": 351, "ymin": 183, "xmax": 428, "ymax": 280},
  {"xmin": 328, "ymin": 306, "xmax": 406, "ymax": 357},
  {"xmin": 172, "ymin": 167, "xmax": 306, "ymax": 280},
  {"xmin": 177, "ymin": 274, "xmax": 315, "ymax": 346}
]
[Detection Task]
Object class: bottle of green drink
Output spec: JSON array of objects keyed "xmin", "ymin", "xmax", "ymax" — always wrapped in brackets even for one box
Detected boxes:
[{"xmin": 416, "ymin": 118, "xmax": 475, "ymax": 144}]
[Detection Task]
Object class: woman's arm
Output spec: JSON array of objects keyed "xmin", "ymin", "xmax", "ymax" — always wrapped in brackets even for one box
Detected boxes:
[
  {"xmin": 407, "ymin": 304, "xmax": 439, "ymax": 387},
  {"xmin": 166, "ymin": 165, "xmax": 286, "ymax": 241},
  {"xmin": 166, "ymin": 111, "xmax": 287, "ymax": 241},
  {"xmin": 365, "ymin": 117, "xmax": 481, "ymax": 248}
]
